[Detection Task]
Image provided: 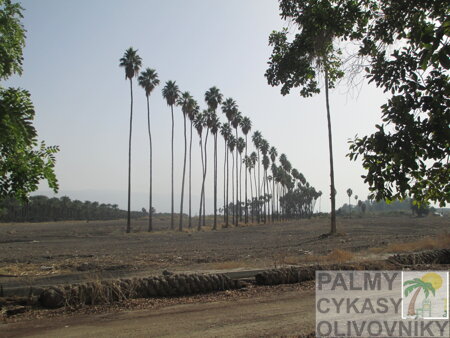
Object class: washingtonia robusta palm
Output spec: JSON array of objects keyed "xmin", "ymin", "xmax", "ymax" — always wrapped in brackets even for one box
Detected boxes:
[
  {"xmin": 177, "ymin": 91, "xmax": 194, "ymax": 231},
  {"xmin": 252, "ymin": 131, "xmax": 262, "ymax": 222},
  {"xmin": 228, "ymin": 134, "xmax": 236, "ymax": 225},
  {"xmin": 162, "ymin": 81, "xmax": 180, "ymax": 230},
  {"xmin": 220, "ymin": 123, "xmax": 232, "ymax": 227},
  {"xmin": 269, "ymin": 146, "xmax": 278, "ymax": 221},
  {"xmin": 137, "ymin": 68, "xmax": 160, "ymax": 232},
  {"xmin": 187, "ymin": 102, "xmax": 199, "ymax": 228},
  {"xmin": 201, "ymin": 110, "xmax": 213, "ymax": 227},
  {"xmin": 237, "ymin": 137, "xmax": 245, "ymax": 222},
  {"xmin": 119, "ymin": 47, "xmax": 142, "ymax": 233},
  {"xmin": 250, "ymin": 151, "xmax": 258, "ymax": 222},
  {"xmin": 204, "ymin": 87, "xmax": 223, "ymax": 229},
  {"xmin": 193, "ymin": 111, "xmax": 205, "ymax": 229},
  {"xmin": 231, "ymin": 111, "xmax": 242, "ymax": 226},
  {"xmin": 240, "ymin": 116, "xmax": 252, "ymax": 223},
  {"xmin": 243, "ymin": 155, "xmax": 254, "ymax": 222},
  {"xmin": 260, "ymin": 139, "xmax": 269, "ymax": 223}
]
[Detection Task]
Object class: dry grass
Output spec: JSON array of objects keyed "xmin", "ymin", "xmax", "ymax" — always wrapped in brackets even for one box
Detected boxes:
[
  {"xmin": 272, "ymin": 249, "xmax": 356, "ymax": 267},
  {"xmin": 207, "ymin": 261, "xmax": 249, "ymax": 270},
  {"xmin": 369, "ymin": 233, "xmax": 450, "ymax": 254}
]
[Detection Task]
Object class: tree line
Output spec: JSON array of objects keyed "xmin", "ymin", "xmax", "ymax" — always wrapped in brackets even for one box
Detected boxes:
[
  {"xmin": 0, "ymin": 195, "xmax": 147, "ymax": 223},
  {"xmin": 120, "ymin": 48, "xmax": 319, "ymax": 233}
]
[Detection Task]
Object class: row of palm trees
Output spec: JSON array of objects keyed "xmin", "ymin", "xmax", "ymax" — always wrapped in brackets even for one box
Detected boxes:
[{"xmin": 120, "ymin": 47, "xmax": 318, "ymax": 233}]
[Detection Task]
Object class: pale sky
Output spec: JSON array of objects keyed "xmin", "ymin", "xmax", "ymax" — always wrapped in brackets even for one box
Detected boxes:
[{"xmin": 6, "ymin": 0, "xmax": 388, "ymax": 213}]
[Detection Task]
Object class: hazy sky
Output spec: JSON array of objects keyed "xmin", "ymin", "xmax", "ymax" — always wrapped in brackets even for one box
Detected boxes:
[{"xmin": 6, "ymin": 0, "xmax": 388, "ymax": 213}]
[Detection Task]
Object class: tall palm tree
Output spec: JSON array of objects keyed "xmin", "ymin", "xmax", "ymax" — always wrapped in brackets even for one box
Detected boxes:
[
  {"xmin": 187, "ymin": 102, "xmax": 199, "ymax": 228},
  {"xmin": 237, "ymin": 137, "xmax": 245, "ymax": 222},
  {"xmin": 231, "ymin": 112, "xmax": 242, "ymax": 226},
  {"xmin": 346, "ymin": 188, "xmax": 353, "ymax": 217},
  {"xmin": 250, "ymin": 151, "xmax": 258, "ymax": 222},
  {"xmin": 240, "ymin": 116, "xmax": 252, "ymax": 223},
  {"xmin": 204, "ymin": 87, "xmax": 223, "ymax": 229},
  {"xmin": 201, "ymin": 110, "xmax": 213, "ymax": 228},
  {"xmin": 138, "ymin": 68, "xmax": 160, "ymax": 232},
  {"xmin": 220, "ymin": 123, "xmax": 232, "ymax": 227},
  {"xmin": 209, "ymin": 114, "xmax": 221, "ymax": 230},
  {"xmin": 177, "ymin": 92, "xmax": 194, "ymax": 231},
  {"xmin": 228, "ymin": 135, "xmax": 236, "ymax": 225},
  {"xmin": 162, "ymin": 80, "xmax": 180, "ymax": 230},
  {"xmin": 252, "ymin": 131, "xmax": 262, "ymax": 222},
  {"xmin": 119, "ymin": 47, "xmax": 142, "ymax": 233},
  {"xmin": 269, "ymin": 146, "xmax": 278, "ymax": 222},
  {"xmin": 194, "ymin": 111, "xmax": 205, "ymax": 230},
  {"xmin": 260, "ymin": 139, "xmax": 269, "ymax": 223}
]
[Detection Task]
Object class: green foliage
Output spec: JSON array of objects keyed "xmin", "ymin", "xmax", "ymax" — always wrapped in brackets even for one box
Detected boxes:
[
  {"xmin": 0, "ymin": 0, "xmax": 25, "ymax": 79},
  {"xmin": 0, "ymin": 0, "xmax": 59, "ymax": 203}
]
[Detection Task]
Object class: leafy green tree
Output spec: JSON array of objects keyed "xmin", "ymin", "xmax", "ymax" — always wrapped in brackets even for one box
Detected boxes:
[
  {"xmin": 0, "ymin": 0, "xmax": 59, "ymax": 204},
  {"xmin": 266, "ymin": 1, "xmax": 346, "ymax": 234},
  {"xmin": 162, "ymin": 80, "xmax": 180, "ymax": 230},
  {"xmin": 119, "ymin": 47, "xmax": 142, "ymax": 233},
  {"xmin": 138, "ymin": 68, "xmax": 160, "ymax": 232}
]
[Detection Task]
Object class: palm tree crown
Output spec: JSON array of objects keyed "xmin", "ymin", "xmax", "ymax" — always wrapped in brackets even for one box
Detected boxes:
[
  {"xmin": 162, "ymin": 80, "xmax": 180, "ymax": 106},
  {"xmin": 138, "ymin": 68, "xmax": 159, "ymax": 96},
  {"xmin": 119, "ymin": 47, "xmax": 142, "ymax": 80},
  {"xmin": 222, "ymin": 98, "xmax": 238, "ymax": 122},
  {"xmin": 205, "ymin": 86, "xmax": 223, "ymax": 111},
  {"xmin": 240, "ymin": 116, "xmax": 252, "ymax": 135}
]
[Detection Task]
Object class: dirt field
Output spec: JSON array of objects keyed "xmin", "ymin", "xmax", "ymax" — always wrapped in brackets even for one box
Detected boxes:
[{"xmin": 0, "ymin": 215, "xmax": 449, "ymax": 291}]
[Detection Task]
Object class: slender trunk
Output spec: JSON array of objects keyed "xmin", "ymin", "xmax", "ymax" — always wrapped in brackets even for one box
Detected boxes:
[
  {"xmin": 235, "ymin": 129, "xmax": 239, "ymax": 227},
  {"xmin": 257, "ymin": 150, "xmax": 261, "ymax": 223},
  {"xmin": 253, "ymin": 166, "xmax": 257, "ymax": 223},
  {"xmin": 239, "ymin": 153, "xmax": 242, "ymax": 222},
  {"xmin": 202, "ymin": 129, "xmax": 209, "ymax": 227},
  {"xmin": 226, "ymin": 146, "xmax": 229, "ymax": 227},
  {"xmin": 179, "ymin": 114, "xmax": 187, "ymax": 231},
  {"xmin": 213, "ymin": 133, "xmax": 217, "ymax": 230},
  {"xmin": 198, "ymin": 136, "xmax": 204, "ymax": 230},
  {"xmin": 349, "ymin": 197, "xmax": 351, "ymax": 218},
  {"xmin": 146, "ymin": 95, "xmax": 153, "ymax": 232},
  {"xmin": 244, "ymin": 135, "xmax": 248, "ymax": 223},
  {"xmin": 126, "ymin": 78, "xmax": 133, "ymax": 233},
  {"xmin": 407, "ymin": 288, "xmax": 421, "ymax": 316},
  {"xmin": 325, "ymin": 68, "xmax": 336, "ymax": 234},
  {"xmin": 272, "ymin": 176, "xmax": 275, "ymax": 223},
  {"xmin": 223, "ymin": 141, "xmax": 227, "ymax": 225},
  {"xmin": 170, "ymin": 105, "xmax": 175, "ymax": 230},
  {"xmin": 189, "ymin": 122, "xmax": 193, "ymax": 228},
  {"xmin": 249, "ymin": 167, "xmax": 253, "ymax": 223},
  {"xmin": 263, "ymin": 169, "xmax": 267, "ymax": 223},
  {"xmin": 231, "ymin": 150, "xmax": 235, "ymax": 225}
]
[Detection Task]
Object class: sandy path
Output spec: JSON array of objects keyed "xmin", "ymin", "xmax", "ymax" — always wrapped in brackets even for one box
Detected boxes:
[{"xmin": 2, "ymin": 290, "xmax": 315, "ymax": 337}]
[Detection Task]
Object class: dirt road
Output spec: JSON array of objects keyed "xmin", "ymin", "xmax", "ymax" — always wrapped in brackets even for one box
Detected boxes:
[{"xmin": 2, "ymin": 289, "xmax": 315, "ymax": 337}]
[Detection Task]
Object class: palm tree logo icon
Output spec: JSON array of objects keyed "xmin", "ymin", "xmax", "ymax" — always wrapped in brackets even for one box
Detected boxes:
[{"xmin": 404, "ymin": 272, "xmax": 443, "ymax": 318}]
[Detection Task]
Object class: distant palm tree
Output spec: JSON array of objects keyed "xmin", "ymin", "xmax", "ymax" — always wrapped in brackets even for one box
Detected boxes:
[
  {"xmin": 204, "ymin": 87, "xmax": 223, "ymax": 229},
  {"xmin": 260, "ymin": 139, "xmax": 269, "ymax": 223},
  {"xmin": 201, "ymin": 110, "xmax": 213, "ymax": 228},
  {"xmin": 252, "ymin": 131, "xmax": 262, "ymax": 222},
  {"xmin": 250, "ymin": 151, "xmax": 258, "ymax": 222},
  {"xmin": 177, "ymin": 92, "xmax": 194, "ymax": 231},
  {"xmin": 119, "ymin": 47, "xmax": 142, "ymax": 233},
  {"xmin": 194, "ymin": 111, "xmax": 205, "ymax": 230},
  {"xmin": 228, "ymin": 135, "xmax": 236, "ymax": 225},
  {"xmin": 237, "ymin": 137, "xmax": 245, "ymax": 222},
  {"xmin": 231, "ymin": 112, "xmax": 242, "ymax": 226},
  {"xmin": 269, "ymin": 146, "xmax": 278, "ymax": 222},
  {"xmin": 346, "ymin": 188, "xmax": 353, "ymax": 217},
  {"xmin": 187, "ymin": 102, "xmax": 199, "ymax": 228},
  {"xmin": 162, "ymin": 81, "xmax": 180, "ymax": 230},
  {"xmin": 220, "ymin": 123, "xmax": 232, "ymax": 227},
  {"xmin": 138, "ymin": 68, "xmax": 160, "ymax": 232},
  {"xmin": 240, "ymin": 116, "xmax": 252, "ymax": 223}
]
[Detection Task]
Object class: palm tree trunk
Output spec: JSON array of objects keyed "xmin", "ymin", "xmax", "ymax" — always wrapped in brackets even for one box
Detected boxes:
[
  {"xmin": 257, "ymin": 150, "xmax": 261, "ymax": 223},
  {"xmin": 249, "ymin": 167, "xmax": 253, "ymax": 223},
  {"xmin": 213, "ymin": 134, "xmax": 217, "ymax": 230},
  {"xmin": 170, "ymin": 104, "xmax": 175, "ymax": 230},
  {"xmin": 202, "ymin": 129, "xmax": 209, "ymax": 227},
  {"xmin": 223, "ymin": 141, "xmax": 227, "ymax": 225},
  {"xmin": 126, "ymin": 78, "xmax": 133, "ymax": 234},
  {"xmin": 263, "ymin": 169, "xmax": 267, "ymax": 223},
  {"xmin": 253, "ymin": 166, "xmax": 258, "ymax": 223},
  {"xmin": 407, "ymin": 288, "xmax": 421, "ymax": 316},
  {"xmin": 272, "ymin": 177, "xmax": 275, "ymax": 222},
  {"xmin": 146, "ymin": 95, "xmax": 153, "ymax": 232},
  {"xmin": 179, "ymin": 114, "xmax": 187, "ymax": 231},
  {"xmin": 189, "ymin": 122, "xmax": 193, "ymax": 228},
  {"xmin": 239, "ymin": 153, "xmax": 242, "ymax": 222},
  {"xmin": 245, "ymin": 135, "xmax": 248, "ymax": 223},
  {"xmin": 226, "ymin": 147, "xmax": 229, "ymax": 227},
  {"xmin": 198, "ymin": 136, "xmax": 204, "ymax": 230},
  {"xmin": 235, "ymin": 130, "xmax": 239, "ymax": 227},
  {"xmin": 325, "ymin": 68, "xmax": 336, "ymax": 235},
  {"xmin": 231, "ymin": 150, "xmax": 235, "ymax": 226}
]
